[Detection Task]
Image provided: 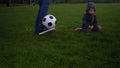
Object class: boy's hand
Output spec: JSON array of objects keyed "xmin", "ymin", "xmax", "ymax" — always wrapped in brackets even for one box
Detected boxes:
[
  {"xmin": 75, "ymin": 28, "xmax": 82, "ymax": 32},
  {"xmin": 88, "ymin": 25, "xmax": 94, "ymax": 30}
]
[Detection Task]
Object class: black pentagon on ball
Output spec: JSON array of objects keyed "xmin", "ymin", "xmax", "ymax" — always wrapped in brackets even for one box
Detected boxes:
[
  {"xmin": 43, "ymin": 18, "xmax": 46, "ymax": 22},
  {"xmin": 48, "ymin": 22, "xmax": 52, "ymax": 26},
  {"xmin": 49, "ymin": 16, "xmax": 54, "ymax": 19}
]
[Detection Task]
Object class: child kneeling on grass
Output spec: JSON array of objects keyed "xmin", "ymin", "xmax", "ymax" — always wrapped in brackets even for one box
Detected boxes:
[{"xmin": 75, "ymin": 2, "xmax": 102, "ymax": 32}]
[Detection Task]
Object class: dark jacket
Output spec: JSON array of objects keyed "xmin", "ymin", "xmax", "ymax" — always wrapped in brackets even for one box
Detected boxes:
[{"xmin": 82, "ymin": 2, "xmax": 98, "ymax": 29}]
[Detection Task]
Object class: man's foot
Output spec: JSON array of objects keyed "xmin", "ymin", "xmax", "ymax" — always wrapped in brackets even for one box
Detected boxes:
[{"xmin": 39, "ymin": 28, "xmax": 55, "ymax": 36}]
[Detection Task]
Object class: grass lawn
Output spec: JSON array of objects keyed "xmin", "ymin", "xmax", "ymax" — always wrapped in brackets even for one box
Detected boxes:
[{"xmin": 0, "ymin": 3, "xmax": 120, "ymax": 68}]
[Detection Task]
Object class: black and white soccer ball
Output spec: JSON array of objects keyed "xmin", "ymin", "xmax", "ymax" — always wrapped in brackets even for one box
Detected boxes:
[{"xmin": 42, "ymin": 14, "xmax": 57, "ymax": 29}]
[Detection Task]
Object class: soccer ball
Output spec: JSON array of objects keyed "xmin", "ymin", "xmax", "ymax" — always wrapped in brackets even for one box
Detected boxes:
[{"xmin": 42, "ymin": 14, "xmax": 57, "ymax": 29}]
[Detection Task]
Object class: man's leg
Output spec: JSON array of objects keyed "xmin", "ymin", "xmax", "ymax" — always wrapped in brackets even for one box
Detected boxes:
[{"xmin": 35, "ymin": 0, "xmax": 50, "ymax": 34}]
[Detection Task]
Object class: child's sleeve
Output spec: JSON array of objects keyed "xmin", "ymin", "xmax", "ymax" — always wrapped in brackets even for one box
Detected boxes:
[
  {"xmin": 93, "ymin": 15, "xmax": 98, "ymax": 26},
  {"xmin": 82, "ymin": 15, "xmax": 89, "ymax": 28}
]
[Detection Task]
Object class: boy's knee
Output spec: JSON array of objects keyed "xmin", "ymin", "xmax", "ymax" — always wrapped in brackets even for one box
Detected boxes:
[
  {"xmin": 93, "ymin": 25, "xmax": 102, "ymax": 31},
  {"xmin": 98, "ymin": 25, "xmax": 102, "ymax": 30}
]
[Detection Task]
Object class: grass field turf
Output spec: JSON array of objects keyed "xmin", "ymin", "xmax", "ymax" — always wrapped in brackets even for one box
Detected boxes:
[{"xmin": 0, "ymin": 3, "xmax": 120, "ymax": 68}]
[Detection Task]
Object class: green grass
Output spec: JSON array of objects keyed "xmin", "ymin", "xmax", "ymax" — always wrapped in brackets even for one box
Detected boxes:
[{"xmin": 0, "ymin": 3, "xmax": 120, "ymax": 68}]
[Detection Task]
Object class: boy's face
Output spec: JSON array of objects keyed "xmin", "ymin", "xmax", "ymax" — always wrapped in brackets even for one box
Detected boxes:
[{"xmin": 88, "ymin": 8, "xmax": 95, "ymax": 15}]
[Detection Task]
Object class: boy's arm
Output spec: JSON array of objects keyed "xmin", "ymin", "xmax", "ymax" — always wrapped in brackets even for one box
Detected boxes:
[
  {"xmin": 82, "ymin": 15, "xmax": 89, "ymax": 28},
  {"xmin": 93, "ymin": 15, "xmax": 98, "ymax": 26}
]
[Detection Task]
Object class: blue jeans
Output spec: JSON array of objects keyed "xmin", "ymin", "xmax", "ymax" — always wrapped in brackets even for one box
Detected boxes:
[{"xmin": 35, "ymin": 0, "xmax": 50, "ymax": 34}]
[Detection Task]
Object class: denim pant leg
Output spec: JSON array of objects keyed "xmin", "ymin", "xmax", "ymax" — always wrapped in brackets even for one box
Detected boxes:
[{"xmin": 35, "ymin": 0, "xmax": 50, "ymax": 34}]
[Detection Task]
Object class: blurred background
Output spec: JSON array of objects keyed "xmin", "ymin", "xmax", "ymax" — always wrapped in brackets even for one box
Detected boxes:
[{"xmin": 0, "ymin": 0, "xmax": 120, "ymax": 7}]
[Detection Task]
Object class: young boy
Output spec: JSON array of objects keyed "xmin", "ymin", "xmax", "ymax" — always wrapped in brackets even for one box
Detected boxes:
[
  {"xmin": 75, "ymin": 2, "xmax": 102, "ymax": 32},
  {"xmin": 35, "ymin": 0, "xmax": 55, "ymax": 35}
]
